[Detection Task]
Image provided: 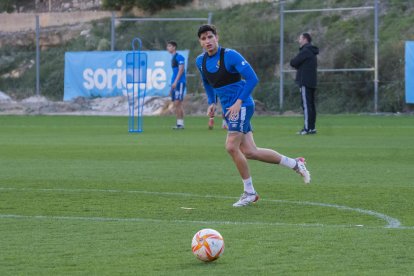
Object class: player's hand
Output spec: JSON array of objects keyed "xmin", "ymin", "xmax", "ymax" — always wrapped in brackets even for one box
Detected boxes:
[
  {"xmin": 225, "ymin": 100, "xmax": 242, "ymax": 119},
  {"xmin": 207, "ymin": 103, "xmax": 216, "ymax": 117},
  {"xmin": 171, "ymin": 82, "xmax": 177, "ymax": 89}
]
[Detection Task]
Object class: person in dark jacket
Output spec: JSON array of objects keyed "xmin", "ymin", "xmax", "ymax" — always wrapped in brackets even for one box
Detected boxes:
[{"xmin": 290, "ymin": 33, "xmax": 319, "ymax": 135}]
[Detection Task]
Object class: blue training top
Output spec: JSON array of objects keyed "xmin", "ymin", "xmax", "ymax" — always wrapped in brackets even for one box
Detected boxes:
[
  {"xmin": 171, "ymin": 53, "xmax": 186, "ymax": 84},
  {"xmin": 195, "ymin": 46, "xmax": 258, "ymax": 109}
]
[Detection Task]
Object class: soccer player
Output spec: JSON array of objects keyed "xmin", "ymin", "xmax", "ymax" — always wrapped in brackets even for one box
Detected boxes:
[
  {"xmin": 195, "ymin": 24, "xmax": 311, "ymax": 207},
  {"xmin": 167, "ymin": 40, "xmax": 186, "ymax": 129}
]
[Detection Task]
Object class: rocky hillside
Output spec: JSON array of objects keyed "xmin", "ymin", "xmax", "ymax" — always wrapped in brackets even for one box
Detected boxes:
[
  {"xmin": 1, "ymin": 0, "xmax": 414, "ymax": 113},
  {"xmin": 0, "ymin": 91, "xmax": 202, "ymax": 116}
]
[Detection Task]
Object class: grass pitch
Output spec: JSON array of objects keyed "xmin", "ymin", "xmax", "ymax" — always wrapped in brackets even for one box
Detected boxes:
[{"xmin": 1, "ymin": 114, "xmax": 414, "ymax": 275}]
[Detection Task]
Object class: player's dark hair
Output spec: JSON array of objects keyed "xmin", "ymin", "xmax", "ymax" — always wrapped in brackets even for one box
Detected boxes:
[
  {"xmin": 197, "ymin": 24, "xmax": 217, "ymax": 38},
  {"xmin": 167, "ymin": 40, "xmax": 177, "ymax": 48},
  {"xmin": 302, "ymin": 33, "xmax": 312, "ymax": 43}
]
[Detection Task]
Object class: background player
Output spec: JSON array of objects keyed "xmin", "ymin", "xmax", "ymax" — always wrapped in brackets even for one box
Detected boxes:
[{"xmin": 167, "ymin": 40, "xmax": 186, "ymax": 129}]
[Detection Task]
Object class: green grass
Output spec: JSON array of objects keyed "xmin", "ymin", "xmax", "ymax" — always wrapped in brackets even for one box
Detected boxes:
[{"xmin": 0, "ymin": 114, "xmax": 414, "ymax": 275}]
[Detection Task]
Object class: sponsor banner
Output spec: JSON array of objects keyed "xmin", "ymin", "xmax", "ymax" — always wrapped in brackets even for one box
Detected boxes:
[
  {"xmin": 64, "ymin": 50, "xmax": 189, "ymax": 101},
  {"xmin": 405, "ymin": 41, "xmax": 414, "ymax": 103}
]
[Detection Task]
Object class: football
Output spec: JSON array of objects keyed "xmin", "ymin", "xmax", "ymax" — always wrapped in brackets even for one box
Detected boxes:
[{"xmin": 191, "ymin": 228, "xmax": 224, "ymax": 262}]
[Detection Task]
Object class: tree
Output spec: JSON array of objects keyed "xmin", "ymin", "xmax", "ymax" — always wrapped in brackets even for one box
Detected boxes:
[{"xmin": 0, "ymin": 0, "xmax": 16, "ymax": 13}]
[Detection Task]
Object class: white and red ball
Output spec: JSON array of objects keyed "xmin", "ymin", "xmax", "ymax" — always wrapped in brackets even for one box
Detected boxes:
[{"xmin": 191, "ymin": 228, "xmax": 224, "ymax": 262}]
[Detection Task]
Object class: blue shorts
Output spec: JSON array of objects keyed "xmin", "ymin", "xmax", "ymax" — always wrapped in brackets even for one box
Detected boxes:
[
  {"xmin": 225, "ymin": 105, "xmax": 254, "ymax": 133},
  {"xmin": 171, "ymin": 83, "xmax": 186, "ymax": 101}
]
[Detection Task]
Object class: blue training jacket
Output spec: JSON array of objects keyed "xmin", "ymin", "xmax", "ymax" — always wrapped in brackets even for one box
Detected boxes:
[
  {"xmin": 196, "ymin": 46, "xmax": 258, "ymax": 109},
  {"xmin": 171, "ymin": 53, "xmax": 186, "ymax": 84}
]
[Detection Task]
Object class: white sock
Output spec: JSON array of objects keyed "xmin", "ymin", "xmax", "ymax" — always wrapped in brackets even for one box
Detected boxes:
[
  {"xmin": 177, "ymin": 119, "xmax": 184, "ymax": 126},
  {"xmin": 242, "ymin": 177, "xmax": 255, "ymax": 194},
  {"xmin": 279, "ymin": 155, "xmax": 297, "ymax": 169}
]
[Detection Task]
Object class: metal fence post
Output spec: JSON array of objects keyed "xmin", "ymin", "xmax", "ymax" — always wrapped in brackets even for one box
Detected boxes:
[
  {"xmin": 208, "ymin": 12, "xmax": 213, "ymax": 24},
  {"xmin": 279, "ymin": 1, "xmax": 284, "ymax": 113},
  {"xmin": 36, "ymin": 15, "xmax": 40, "ymax": 96},
  {"xmin": 111, "ymin": 11, "xmax": 115, "ymax": 51},
  {"xmin": 374, "ymin": 0, "xmax": 379, "ymax": 113}
]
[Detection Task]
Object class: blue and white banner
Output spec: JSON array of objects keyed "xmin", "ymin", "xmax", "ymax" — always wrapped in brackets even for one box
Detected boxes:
[
  {"xmin": 405, "ymin": 41, "xmax": 414, "ymax": 104},
  {"xmin": 64, "ymin": 50, "xmax": 189, "ymax": 101}
]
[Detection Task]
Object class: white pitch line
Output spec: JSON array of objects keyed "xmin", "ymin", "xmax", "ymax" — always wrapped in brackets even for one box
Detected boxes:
[
  {"xmin": 0, "ymin": 187, "xmax": 405, "ymax": 229},
  {"xmin": 265, "ymin": 199, "xmax": 402, "ymax": 229},
  {"xmin": 2, "ymin": 213, "xmax": 412, "ymax": 230},
  {"xmin": 0, "ymin": 213, "xmax": 344, "ymax": 228}
]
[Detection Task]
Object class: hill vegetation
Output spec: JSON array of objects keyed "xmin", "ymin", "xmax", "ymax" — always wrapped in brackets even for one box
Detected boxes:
[
  {"xmin": 0, "ymin": 0, "xmax": 414, "ymax": 113},
  {"xmin": 102, "ymin": 0, "xmax": 193, "ymax": 13}
]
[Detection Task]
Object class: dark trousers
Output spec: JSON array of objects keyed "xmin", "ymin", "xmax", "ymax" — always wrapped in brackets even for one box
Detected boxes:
[{"xmin": 300, "ymin": 86, "xmax": 316, "ymax": 131}]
